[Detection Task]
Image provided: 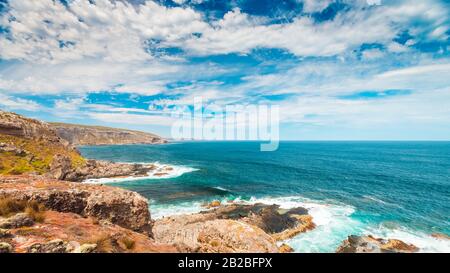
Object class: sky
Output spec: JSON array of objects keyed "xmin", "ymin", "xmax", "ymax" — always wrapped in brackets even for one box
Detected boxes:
[{"xmin": 0, "ymin": 0, "xmax": 450, "ymax": 140}]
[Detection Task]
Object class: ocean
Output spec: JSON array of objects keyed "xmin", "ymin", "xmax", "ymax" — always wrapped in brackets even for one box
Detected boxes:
[{"xmin": 79, "ymin": 141, "xmax": 450, "ymax": 253}]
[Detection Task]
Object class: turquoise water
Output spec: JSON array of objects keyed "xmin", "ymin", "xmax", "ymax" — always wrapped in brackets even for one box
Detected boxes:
[{"xmin": 79, "ymin": 141, "xmax": 450, "ymax": 252}]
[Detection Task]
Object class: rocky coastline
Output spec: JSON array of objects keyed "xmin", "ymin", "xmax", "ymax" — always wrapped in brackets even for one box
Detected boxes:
[{"xmin": 0, "ymin": 110, "xmax": 442, "ymax": 253}]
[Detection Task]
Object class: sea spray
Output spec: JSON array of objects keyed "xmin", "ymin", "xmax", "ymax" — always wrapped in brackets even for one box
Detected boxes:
[{"xmin": 83, "ymin": 162, "xmax": 198, "ymax": 184}]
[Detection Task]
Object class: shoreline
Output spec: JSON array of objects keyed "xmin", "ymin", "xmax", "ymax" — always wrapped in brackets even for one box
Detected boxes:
[{"xmin": 82, "ymin": 162, "xmax": 198, "ymax": 184}]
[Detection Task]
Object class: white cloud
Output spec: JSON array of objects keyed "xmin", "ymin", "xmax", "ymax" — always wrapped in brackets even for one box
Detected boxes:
[
  {"xmin": 361, "ymin": 48, "xmax": 384, "ymax": 60},
  {"xmin": 302, "ymin": 0, "xmax": 333, "ymax": 13},
  {"xmin": 2, "ymin": 0, "xmax": 448, "ymax": 65},
  {"xmin": 0, "ymin": 93, "xmax": 41, "ymax": 111},
  {"xmin": 0, "ymin": 0, "xmax": 207, "ymax": 63},
  {"xmin": 180, "ymin": 1, "xmax": 449, "ymax": 57}
]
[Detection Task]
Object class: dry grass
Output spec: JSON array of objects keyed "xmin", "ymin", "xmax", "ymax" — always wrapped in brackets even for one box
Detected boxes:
[
  {"xmin": 14, "ymin": 226, "xmax": 51, "ymax": 238},
  {"xmin": 118, "ymin": 236, "xmax": 136, "ymax": 250},
  {"xmin": 85, "ymin": 233, "xmax": 114, "ymax": 253},
  {"xmin": 0, "ymin": 198, "xmax": 27, "ymax": 217},
  {"xmin": 0, "ymin": 197, "xmax": 46, "ymax": 222}
]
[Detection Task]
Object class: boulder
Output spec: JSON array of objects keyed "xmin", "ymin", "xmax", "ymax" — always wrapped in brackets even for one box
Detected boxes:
[
  {"xmin": 278, "ymin": 243, "xmax": 294, "ymax": 253},
  {"xmin": 49, "ymin": 154, "xmax": 72, "ymax": 180},
  {"xmin": 0, "ymin": 228, "xmax": 12, "ymax": 238},
  {"xmin": 27, "ymin": 239, "xmax": 68, "ymax": 253},
  {"xmin": 0, "ymin": 213, "xmax": 34, "ymax": 229},
  {"xmin": 205, "ymin": 200, "xmax": 221, "ymax": 208},
  {"xmin": 336, "ymin": 235, "xmax": 419, "ymax": 253},
  {"xmin": 0, "ymin": 242, "xmax": 12, "ymax": 253},
  {"xmin": 78, "ymin": 243, "xmax": 97, "ymax": 253}
]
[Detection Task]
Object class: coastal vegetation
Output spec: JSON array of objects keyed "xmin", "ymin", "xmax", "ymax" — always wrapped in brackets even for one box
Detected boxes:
[{"xmin": 0, "ymin": 134, "xmax": 85, "ymax": 175}]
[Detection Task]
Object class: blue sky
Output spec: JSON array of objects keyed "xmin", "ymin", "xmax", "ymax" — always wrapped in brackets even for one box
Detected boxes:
[{"xmin": 0, "ymin": 0, "xmax": 450, "ymax": 140}]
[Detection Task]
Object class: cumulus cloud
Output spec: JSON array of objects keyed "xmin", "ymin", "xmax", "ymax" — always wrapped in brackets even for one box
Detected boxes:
[
  {"xmin": 0, "ymin": 0, "xmax": 207, "ymax": 63},
  {"xmin": 0, "ymin": 93, "xmax": 41, "ymax": 111},
  {"xmin": 1, "ymin": 0, "xmax": 448, "ymax": 64},
  {"xmin": 0, "ymin": 0, "xmax": 449, "ymax": 139}
]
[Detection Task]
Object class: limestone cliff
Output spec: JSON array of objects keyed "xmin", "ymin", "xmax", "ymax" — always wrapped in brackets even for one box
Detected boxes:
[
  {"xmin": 0, "ymin": 110, "xmax": 163, "ymax": 181},
  {"xmin": 50, "ymin": 122, "xmax": 166, "ymax": 146},
  {"xmin": 0, "ymin": 110, "xmax": 85, "ymax": 176}
]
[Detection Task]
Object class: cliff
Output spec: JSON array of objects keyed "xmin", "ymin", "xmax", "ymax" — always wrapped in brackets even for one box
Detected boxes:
[
  {"xmin": 0, "ymin": 110, "xmax": 161, "ymax": 181},
  {"xmin": 0, "ymin": 110, "xmax": 85, "ymax": 176},
  {"xmin": 50, "ymin": 122, "xmax": 166, "ymax": 146}
]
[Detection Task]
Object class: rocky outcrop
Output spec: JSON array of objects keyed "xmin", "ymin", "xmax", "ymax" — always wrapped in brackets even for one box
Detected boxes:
[
  {"xmin": 153, "ymin": 203, "xmax": 315, "ymax": 253},
  {"xmin": 195, "ymin": 203, "xmax": 313, "ymax": 239},
  {"xmin": 60, "ymin": 159, "xmax": 157, "ymax": 182},
  {"xmin": 0, "ymin": 110, "xmax": 85, "ymax": 176},
  {"xmin": 0, "ymin": 175, "xmax": 152, "ymax": 234},
  {"xmin": 0, "ymin": 213, "xmax": 34, "ymax": 229},
  {"xmin": 51, "ymin": 122, "xmax": 166, "ymax": 146},
  {"xmin": 0, "ymin": 111, "xmax": 66, "ymax": 144},
  {"xmin": 0, "ymin": 242, "xmax": 12, "ymax": 253},
  {"xmin": 278, "ymin": 243, "xmax": 294, "ymax": 253},
  {"xmin": 336, "ymin": 235, "xmax": 419, "ymax": 253},
  {"xmin": 154, "ymin": 216, "xmax": 279, "ymax": 253},
  {"xmin": 1, "ymin": 110, "xmax": 164, "ymax": 181},
  {"xmin": 3, "ymin": 210, "xmax": 177, "ymax": 253}
]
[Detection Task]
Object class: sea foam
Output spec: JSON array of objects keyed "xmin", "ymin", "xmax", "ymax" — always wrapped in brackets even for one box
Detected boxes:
[
  {"xmin": 224, "ymin": 195, "xmax": 450, "ymax": 253},
  {"xmin": 83, "ymin": 162, "xmax": 198, "ymax": 184}
]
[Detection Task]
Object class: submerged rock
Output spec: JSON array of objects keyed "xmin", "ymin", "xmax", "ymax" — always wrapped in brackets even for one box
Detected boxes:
[
  {"xmin": 204, "ymin": 200, "xmax": 221, "ymax": 208},
  {"xmin": 336, "ymin": 235, "xmax": 419, "ymax": 253},
  {"xmin": 431, "ymin": 233, "xmax": 450, "ymax": 240}
]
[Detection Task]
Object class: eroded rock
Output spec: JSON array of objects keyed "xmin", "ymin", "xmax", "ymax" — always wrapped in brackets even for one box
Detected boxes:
[
  {"xmin": 278, "ymin": 243, "xmax": 294, "ymax": 253},
  {"xmin": 198, "ymin": 203, "xmax": 313, "ymax": 239},
  {"xmin": 0, "ymin": 175, "xmax": 152, "ymax": 234},
  {"xmin": 8, "ymin": 210, "xmax": 177, "ymax": 253},
  {"xmin": 27, "ymin": 239, "xmax": 68, "ymax": 253},
  {"xmin": 154, "ymin": 216, "xmax": 279, "ymax": 253},
  {"xmin": 0, "ymin": 213, "xmax": 34, "ymax": 229},
  {"xmin": 0, "ymin": 242, "xmax": 12, "ymax": 253},
  {"xmin": 336, "ymin": 235, "xmax": 419, "ymax": 253}
]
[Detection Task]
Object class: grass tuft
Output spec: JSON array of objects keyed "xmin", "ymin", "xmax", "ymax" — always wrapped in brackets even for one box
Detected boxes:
[
  {"xmin": 0, "ymin": 198, "xmax": 46, "ymax": 222},
  {"xmin": 86, "ymin": 234, "xmax": 114, "ymax": 253},
  {"xmin": 119, "ymin": 236, "xmax": 136, "ymax": 250}
]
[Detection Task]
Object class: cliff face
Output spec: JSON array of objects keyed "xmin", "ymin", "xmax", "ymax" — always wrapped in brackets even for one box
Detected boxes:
[
  {"xmin": 0, "ymin": 110, "xmax": 85, "ymax": 176},
  {"xmin": 50, "ymin": 123, "xmax": 166, "ymax": 146},
  {"xmin": 0, "ymin": 110, "xmax": 163, "ymax": 181}
]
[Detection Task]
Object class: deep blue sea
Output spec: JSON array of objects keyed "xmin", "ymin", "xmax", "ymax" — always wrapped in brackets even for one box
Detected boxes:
[{"xmin": 79, "ymin": 141, "xmax": 450, "ymax": 252}]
